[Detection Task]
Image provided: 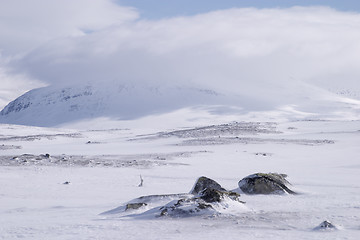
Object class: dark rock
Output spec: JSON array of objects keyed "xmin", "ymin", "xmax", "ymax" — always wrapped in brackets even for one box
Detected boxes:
[
  {"xmin": 199, "ymin": 188, "xmax": 242, "ymax": 203},
  {"xmin": 125, "ymin": 203, "xmax": 147, "ymax": 211},
  {"xmin": 238, "ymin": 173, "xmax": 296, "ymax": 195},
  {"xmin": 159, "ymin": 198, "xmax": 213, "ymax": 217},
  {"xmin": 158, "ymin": 177, "xmax": 244, "ymax": 217},
  {"xmin": 199, "ymin": 188, "xmax": 223, "ymax": 202},
  {"xmin": 158, "ymin": 189, "xmax": 244, "ymax": 217},
  {"xmin": 255, "ymin": 152, "xmax": 270, "ymax": 157},
  {"xmin": 190, "ymin": 176, "xmax": 227, "ymax": 194},
  {"xmin": 40, "ymin": 153, "xmax": 50, "ymax": 158}
]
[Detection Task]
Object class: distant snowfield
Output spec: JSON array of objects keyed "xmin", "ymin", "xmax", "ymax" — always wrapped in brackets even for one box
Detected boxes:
[{"xmin": 0, "ymin": 109, "xmax": 360, "ymax": 239}]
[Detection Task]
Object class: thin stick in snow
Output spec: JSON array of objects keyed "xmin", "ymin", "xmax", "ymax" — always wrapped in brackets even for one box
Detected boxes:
[{"xmin": 138, "ymin": 175, "xmax": 143, "ymax": 187}]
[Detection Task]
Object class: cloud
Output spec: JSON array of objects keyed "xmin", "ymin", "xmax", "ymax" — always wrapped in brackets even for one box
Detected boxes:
[
  {"xmin": 1, "ymin": 4, "xmax": 360, "ymax": 108},
  {"xmin": 0, "ymin": 0, "xmax": 138, "ymax": 108},
  {"xmin": 0, "ymin": 67, "xmax": 44, "ymax": 108},
  {"xmin": 0, "ymin": 0, "xmax": 138, "ymax": 55}
]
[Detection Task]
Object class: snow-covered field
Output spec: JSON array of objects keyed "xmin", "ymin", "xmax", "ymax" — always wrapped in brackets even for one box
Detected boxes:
[{"xmin": 0, "ymin": 110, "xmax": 359, "ymax": 239}]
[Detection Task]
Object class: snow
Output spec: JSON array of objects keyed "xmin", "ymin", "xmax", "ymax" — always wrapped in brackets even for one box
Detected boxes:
[
  {"xmin": 2, "ymin": 4, "xmax": 360, "ymax": 238},
  {"xmin": 0, "ymin": 109, "xmax": 360, "ymax": 239}
]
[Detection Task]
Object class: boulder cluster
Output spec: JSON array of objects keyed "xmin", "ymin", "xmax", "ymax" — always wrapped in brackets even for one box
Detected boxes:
[
  {"xmin": 159, "ymin": 177, "xmax": 245, "ymax": 217},
  {"xmin": 107, "ymin": 173, "xmax": 296, "ymax": 218}
]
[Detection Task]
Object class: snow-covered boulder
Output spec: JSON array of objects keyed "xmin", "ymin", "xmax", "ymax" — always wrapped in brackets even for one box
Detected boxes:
[
  {"xmin": 313, "ymin": 220, "xmax": 338, "ymax": 231},
  {"xmin": 238, "ymin": 173, "xmax": 296, "ymax": 195},
  {"xmin": 159, "ymin": 188, "xmax": 244, "ymax": 217}
]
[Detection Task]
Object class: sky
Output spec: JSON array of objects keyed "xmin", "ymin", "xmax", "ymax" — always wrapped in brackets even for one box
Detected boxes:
[
  {"xmin": 116, "ymin": 0, "xmax": 360, "ymax": 19},
  {"xmin": 1, "ymin": 0, "xmax": 360, "ymax": 108}
]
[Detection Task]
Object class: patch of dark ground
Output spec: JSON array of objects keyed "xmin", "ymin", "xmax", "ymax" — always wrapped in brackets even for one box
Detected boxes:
[
  {"xmin": 0, "ymin": 151, "xmax": 204, "ymax": 167},
  {"xmin": 0, "ymin": 144, "xmax": 22, "ymax": 150},
  {"xmin": 132, "ymin": 122, "xmax": 280, "ymax": 140},
  {"xmin": 129, "ymin": 121, "xmax": 334, "ymax": 147},
  {"xmin": 178, "ymin": 137, "xmax": 334, "ymax": 146},
  {"xmin": 0, "ymin": 133, "xmax": 82, "ymax": 142}
]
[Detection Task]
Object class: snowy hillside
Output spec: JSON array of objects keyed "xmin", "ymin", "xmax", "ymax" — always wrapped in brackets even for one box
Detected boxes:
[
  {"xmin": 1, "ymin": 81, "xmax": 360, "ymax": 127},
  {"xmin": 0, "ymin": 83, "xmax": 242, "ymax": 127}
]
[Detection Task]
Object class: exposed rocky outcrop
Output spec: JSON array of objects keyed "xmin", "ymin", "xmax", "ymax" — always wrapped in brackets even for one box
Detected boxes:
[
  {"xmin": 159, "ymin": 198, "xmax": 213, "ymax": 217},
  {"xmin": 238, "ymin": 173, "xmax": 296, "ymax": 195},
  {"xmin": 102, "ymin": 176, "xmax": 246, "ymax": 218},
  {"xmin": 159, "ymin": 185, "xmax": 244, "ymax": 217}
]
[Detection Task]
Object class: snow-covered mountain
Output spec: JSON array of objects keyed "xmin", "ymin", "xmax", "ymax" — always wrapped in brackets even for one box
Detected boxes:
[
  {"xmin": 0, "ymin": 83, "xmax": 245, "ymax": 127},
  {"xmin": 1, "ymin": 81, "xmax": 360, "ymax": 127}
]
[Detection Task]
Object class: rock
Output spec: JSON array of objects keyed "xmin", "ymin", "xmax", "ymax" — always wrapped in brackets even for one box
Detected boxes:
[
  {"xmin": 136, "ymin": 193, "xmax": 192, "ymax": 202},
  {"xmin": 159, "ymin": 189, "xmax": 243, "ymax": 217},
  {"xmin": 100, "ymin": 193, "xmax": 192, "ymax": 215},
  {"xmin": 159, "ymin": 177, "xmax": 244, "ymax": 217},
  {"xmin": 125, "ymin": 203, "xmax": 147, "ymax": 211},
  {"xmin": 159, "ymin": 198, "xmax": 213, "ymax": 217},
  {"xmin": 102, "ymin": 176, "xmax": 246, "ymax": 218},
  {"xmin": 199, "ymin": 188, "xmax": 242, "ymax": 203},
  {"xmin": 238, "ymin": 173, "xmax": 296, "ymax": 195},
  {"xmin": 190, "ymin": 176, "xmax": 227, "ymax": 195},
  {"xmin": 313, "ymin": 220, "xmax": 338, "ymax": 230},
  {"xmin": 199, "ymin": 188, "xmax": 223, "ymax": 203}
]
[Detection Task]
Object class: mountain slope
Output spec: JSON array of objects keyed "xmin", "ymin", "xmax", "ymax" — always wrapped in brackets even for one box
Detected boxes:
[
  {"xmin": 0, "ymin": 83, "xmax": 246, "ymax": 126},
  {"xmin": 1, "ymin": 81, "xmax": 360, "ymax": 127}
]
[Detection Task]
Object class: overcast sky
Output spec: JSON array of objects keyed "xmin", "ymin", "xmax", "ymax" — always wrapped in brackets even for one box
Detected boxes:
[{"xmin": 1, "ymin": 0, "xmax": 360, "ymax": 108}]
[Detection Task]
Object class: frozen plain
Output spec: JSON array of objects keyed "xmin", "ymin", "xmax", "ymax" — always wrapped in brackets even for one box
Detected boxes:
[{"xmin": 0, "ymin": 109, "xmax": 360, "ymax": 240}]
